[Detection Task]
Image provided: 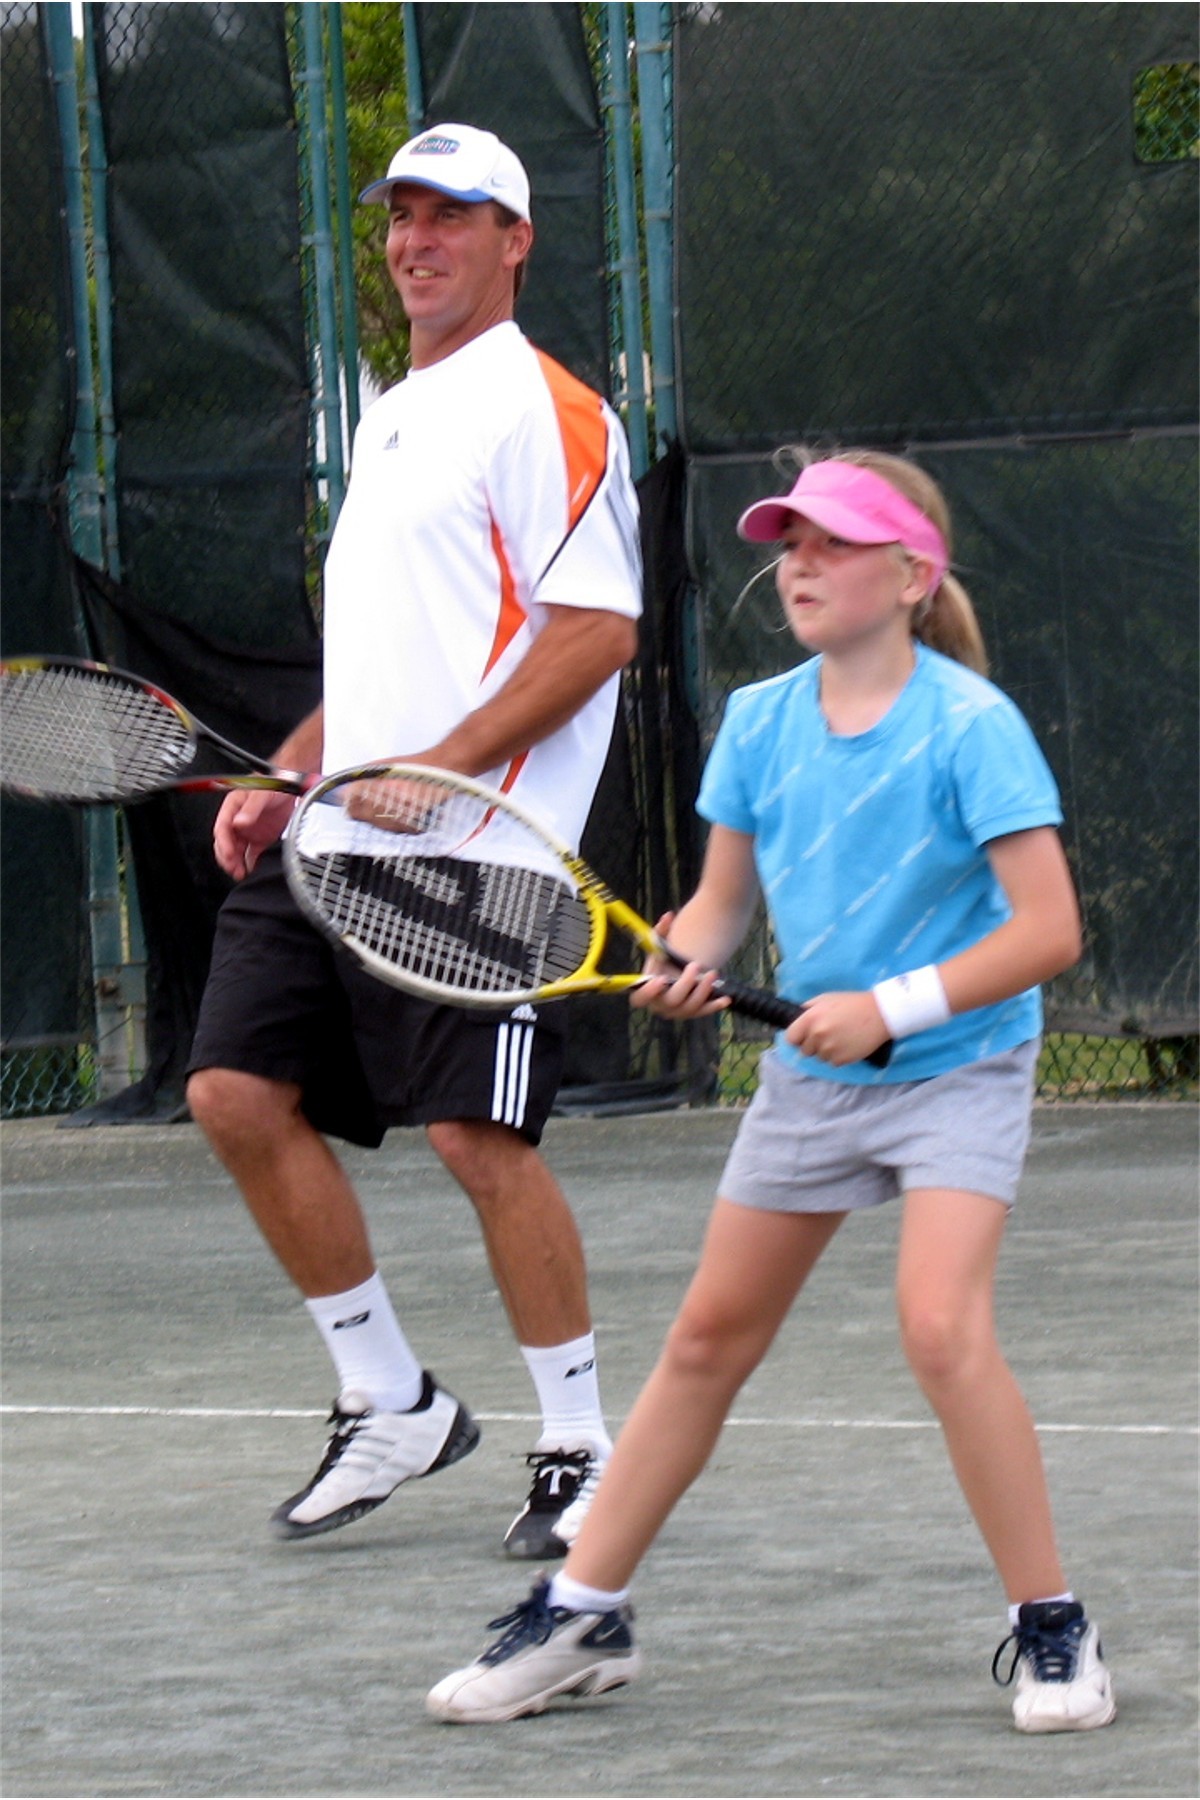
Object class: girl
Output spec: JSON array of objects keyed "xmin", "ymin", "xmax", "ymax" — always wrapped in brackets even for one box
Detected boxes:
[{"xmin": 427, "ymin": 450, "xmax": 1116, "ymax": 1735}]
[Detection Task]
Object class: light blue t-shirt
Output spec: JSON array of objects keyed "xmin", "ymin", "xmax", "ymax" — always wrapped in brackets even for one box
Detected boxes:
[{"xmin": 697, "ymin": 644, "xmax": 1064, "ymax": 1083}]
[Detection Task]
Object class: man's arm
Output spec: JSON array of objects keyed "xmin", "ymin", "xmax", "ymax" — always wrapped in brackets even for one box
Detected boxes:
[{"xmin": 412, "ymin": 604, "xmax": 637, "ymax": 777}]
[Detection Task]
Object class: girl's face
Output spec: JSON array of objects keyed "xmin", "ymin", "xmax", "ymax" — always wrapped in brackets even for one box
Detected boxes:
[{"xmin": 774, "ymin": 517, "xmax": 930, "ymax": 657}]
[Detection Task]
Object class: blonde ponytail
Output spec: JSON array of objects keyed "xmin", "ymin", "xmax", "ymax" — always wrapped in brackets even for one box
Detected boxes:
[
  {"xmin": 816, "ymin": 446, "xmax": 990, "ymax": 676},
  {"xmin": 914, "ymin": 571, "xmax": 988, "ymax": 675}
]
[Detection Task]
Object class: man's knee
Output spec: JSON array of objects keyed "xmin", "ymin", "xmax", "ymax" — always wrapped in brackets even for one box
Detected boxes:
[
  {"xmin": 428, "ymin": 1118, "xmax": 527, "ymax": 1185},
  {"xmin": 187, "ymin": 1066, "xmax": 296, "ymax": 1155}
]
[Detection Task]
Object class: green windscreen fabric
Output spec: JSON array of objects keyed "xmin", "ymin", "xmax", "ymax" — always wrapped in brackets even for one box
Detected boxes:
[
  {"xmin": 688, "ymin": 436, "xmax": 1197, "ymax": 1031},
  {"xmin": 0, "ymin": 2, "xmax": 89, "ymax": 1051},
  {"xmin": 675, "ymin": 3, "xmax": 1198, "ymax": 1034},
  {"xmin": 676, "ymin": 3, "xmax": 1197, "ymax": 449},
  {"xmin": 54, "ymin": 3, "xmax": 321, "ymax": 1119},
  {"xmin": 92, "ymin": 1, "xmax": 313, "ymax": 647},
  {"xmin": 412, "ymin": 2, "xmax": 609, "ymax": 396}
]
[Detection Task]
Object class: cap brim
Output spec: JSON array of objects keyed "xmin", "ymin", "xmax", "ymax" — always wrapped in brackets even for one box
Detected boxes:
[
  {"xmin": 358, "ymin": 175, "xmax": 497, "ymax": 206},
  {"xmin": 737, "ymin": 494, "xmax": 896, "ymax": 545}
]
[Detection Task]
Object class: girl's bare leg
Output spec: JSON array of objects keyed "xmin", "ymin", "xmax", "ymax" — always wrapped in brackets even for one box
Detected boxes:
[
  {"xmin": 564, "ymin": 1199, "xmax": 846, "ymax": 1593},
  {"xmin": 896, "ymin": 1187, "xmax": 1066, "ymax": 1603}
]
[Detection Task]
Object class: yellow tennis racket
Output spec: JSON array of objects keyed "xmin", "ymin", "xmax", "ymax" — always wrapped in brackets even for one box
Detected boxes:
[{"xmin": 284, "ymin": 762, "xmax": 891, "ymax": 1065}]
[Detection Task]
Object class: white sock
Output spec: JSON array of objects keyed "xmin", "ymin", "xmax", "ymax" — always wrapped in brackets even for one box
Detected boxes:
[
  {"xmin": 1009, "ymin": 1591, "xmax": 1075, "ymax": 1626},
  {"xmin": 305, "ymin": 1273, "xmax": 423, "ymax": 1412},
  {"xmin": 549, "ymin": 1571, "xmax": 629, "ymax": 1614},
  {"xmin": 521, "ymin": 1333, "xmax": 612, "ymax": 1457}
]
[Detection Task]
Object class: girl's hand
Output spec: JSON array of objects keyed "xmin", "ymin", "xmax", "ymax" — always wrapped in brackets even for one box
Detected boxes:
[
  {"xmin": 786, "ymin": 990, "xmax": 890, "ymax": 1066},
  {"xmin": 630, "ymin": 913, "xmax": 733, "ymax": 1019}
]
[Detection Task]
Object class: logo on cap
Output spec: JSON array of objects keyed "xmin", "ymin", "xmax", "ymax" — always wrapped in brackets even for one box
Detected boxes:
[{"xmin": 412, "ymin": 134, "xmax": 460, "ymax": 156}]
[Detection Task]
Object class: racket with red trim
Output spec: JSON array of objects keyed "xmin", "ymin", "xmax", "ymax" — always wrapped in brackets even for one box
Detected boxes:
[{"xmin": 0, "ymin": 656, "xmax": 312, "ymax": 802}]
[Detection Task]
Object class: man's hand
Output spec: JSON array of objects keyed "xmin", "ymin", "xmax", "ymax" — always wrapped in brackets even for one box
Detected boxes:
[
  {"xmin": 213, "ymin": 789, "xmax": 298, "ymax": 880},
  {"xmin": 341, "ymin": 772, "xmax": 445, "ymax": 833}
]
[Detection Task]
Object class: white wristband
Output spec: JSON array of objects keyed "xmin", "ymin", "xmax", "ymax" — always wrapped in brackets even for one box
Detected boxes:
[{"xmin": 871, "ymin": 965, "xmax": 951, "ymax": 1039}]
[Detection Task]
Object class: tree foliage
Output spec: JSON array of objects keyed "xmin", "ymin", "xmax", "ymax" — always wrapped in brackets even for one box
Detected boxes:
[
  {"xmin": 340, "ymin": 2, "xmax": 411, "ymax": 389},
  {"xmin": 337, "ymin": 2, "xmax": 612, "ymax": 392},
  {"xmin": 1133, "ymin": 61, "xmax": 1199, "ymax": 163}
]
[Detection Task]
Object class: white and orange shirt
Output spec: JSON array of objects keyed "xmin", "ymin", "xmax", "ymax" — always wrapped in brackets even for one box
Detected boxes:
[{"xmin": 321, "ymin": 321, "xmax": 642, "ymax": 851}]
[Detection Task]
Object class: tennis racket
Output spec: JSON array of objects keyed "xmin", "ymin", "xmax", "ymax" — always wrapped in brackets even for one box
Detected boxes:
[
  {"xmin": 284, "ymin": 762, "xmax": 892, "ymax": 1066},
  {"xmin": 0, "ymin": 656, "xmax": 312, "ymax": 803}
]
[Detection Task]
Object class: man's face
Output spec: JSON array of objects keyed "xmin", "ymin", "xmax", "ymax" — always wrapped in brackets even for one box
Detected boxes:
[{"xmin": 385, "ymin": 183, "xmax": 532, "ymax": 364}]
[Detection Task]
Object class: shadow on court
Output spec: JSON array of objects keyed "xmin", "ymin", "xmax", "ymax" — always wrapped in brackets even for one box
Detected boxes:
[{"xmin": 2, "ymin": 1104, "xmax": 1196, "ymax": 1800}]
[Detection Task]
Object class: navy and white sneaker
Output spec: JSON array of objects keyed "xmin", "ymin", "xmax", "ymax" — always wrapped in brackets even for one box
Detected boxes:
[
  {"xmin": 427, "ymin": 1576, "xmax": 641, "ymax": 1722},
  {"xmin": 503, "ymin": 1446, "xmax": 607, "ymax": 1559},
  {"xmin": 271, "ymin": 1372, "xmax": 478, "ymax": 1540},
  {"xmin": 992, "ymin": 1599, "xmax": 1116, "ymax": 1732}
]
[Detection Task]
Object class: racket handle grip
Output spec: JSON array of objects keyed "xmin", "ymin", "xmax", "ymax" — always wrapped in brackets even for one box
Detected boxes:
[
  {"xmin": 711, "ymin": 975, "xmax": 893, "ymax": 1071},
  {"xmin": 709, "ymin": 976, "xmax": 800, "ymax": 1029}
]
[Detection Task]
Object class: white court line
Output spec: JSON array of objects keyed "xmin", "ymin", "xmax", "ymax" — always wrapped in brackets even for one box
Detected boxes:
[{"xmin": 0, "ymin": 1404, "xmax": 1192, "ymax": 1436}]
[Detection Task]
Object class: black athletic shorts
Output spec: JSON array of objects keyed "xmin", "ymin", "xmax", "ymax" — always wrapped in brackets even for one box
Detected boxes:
[{"xmin": 187, "ymin": 846, "xmax": 567, "ymax": 1149}]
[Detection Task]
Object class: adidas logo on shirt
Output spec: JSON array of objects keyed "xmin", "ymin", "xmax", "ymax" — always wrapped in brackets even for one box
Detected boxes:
[
  {"xmin": 512, "ymin": 1003, "xmax": 538, "ymax": 1022},
  {"xmin": 382, "ymin": 430, "xmax": 400, "ymax": 450}
]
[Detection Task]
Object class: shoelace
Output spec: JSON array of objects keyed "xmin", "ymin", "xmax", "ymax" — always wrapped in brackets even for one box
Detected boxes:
[
  {"xmin": 482, "ymin": 1581, "xmax": 566, "ymax": 1664},
  {"xmin": 992, "ymin": 1615, "xmax": 1084, "ymax": 1687},
  {"xmin": 522, "ymin": 1448, "xmax": 592, "ymax": 1506},
  {"xmin": 310, "ymin": 1404, "xmax": 371, "ymax": 1480}
]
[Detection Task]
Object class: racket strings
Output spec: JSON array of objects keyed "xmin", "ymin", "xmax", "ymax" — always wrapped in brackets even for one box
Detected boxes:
[
  {"xmin": 294, "ymin": 849, "xmax": 593, "ymax": 998},
  {"xmin": 1, "ymin": 666, "xmax": 193, "ymax": 801}
]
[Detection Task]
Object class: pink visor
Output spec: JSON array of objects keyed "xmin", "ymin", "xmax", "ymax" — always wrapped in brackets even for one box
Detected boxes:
[{"xmin": 737, "ymin": 461, "xmax": 948, "ymax": 590}]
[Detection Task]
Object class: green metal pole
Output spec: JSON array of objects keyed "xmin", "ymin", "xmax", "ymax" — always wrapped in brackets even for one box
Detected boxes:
[
  {"xmin": 45, "ymin": 1, "xmax": 134, "ymax": 1098},
  {"xmin": 81, "ymin": 3, "xmax": 147, "ymax": 1075},
  {"xmin": 602, "ymin": 3, "xmax": 649, "ymax": 477},
  {"xmin": 81, "ymin": 6, "xmax": 121, "ymax": 577},
  {"xmin": 325, "ymin": 1, "xmax": 360, "ymax": 447},
  {"xmin": 402, "ymin": 2, "xmax": 424, "ymax": 137},
  {"xmin": 298, "ymin": 2, "xmax": 347, "ymax": 526},
  {"xmin": 45, "ymin": 2, "xmax": 102, "ymax": 565},
  {"xmin": 633, "ymin": 1, "xmax": 676, "ymax": 453}
]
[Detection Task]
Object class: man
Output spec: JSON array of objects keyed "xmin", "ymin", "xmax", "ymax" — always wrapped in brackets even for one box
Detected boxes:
[{"xmin": 186, "ymin": 124, "xmax": 642, "ymax": 1560}]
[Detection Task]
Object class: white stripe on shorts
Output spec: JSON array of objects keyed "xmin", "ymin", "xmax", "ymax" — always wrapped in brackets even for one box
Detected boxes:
[{"xmin": 492, "ymin": 1021, "xmax": 534, "ymax": 1129}]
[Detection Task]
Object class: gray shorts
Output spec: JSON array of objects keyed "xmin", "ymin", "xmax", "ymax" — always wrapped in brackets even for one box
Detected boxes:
[{"xmin": 719, "ymin": 1041, "xmax": 1040, "ymax": 1214}]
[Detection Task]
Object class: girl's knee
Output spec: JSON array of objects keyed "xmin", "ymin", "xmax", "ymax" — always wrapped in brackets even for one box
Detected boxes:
[
  {"xmin": 898, "ymin": 1295, "xmax": 994, "ymax": 1393},
  {"xmin": 662, "ymin": 1300, "xmax": 762, "ymax": 1388}
]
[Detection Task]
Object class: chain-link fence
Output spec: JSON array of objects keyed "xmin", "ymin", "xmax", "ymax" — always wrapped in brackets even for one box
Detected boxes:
[
  {"xmin": 2, "ymin": 1, "xmax": 318, "ymax": 1122},
  {"xmin": 3, "ymin": 4, "xmax": 1195, "ymax": 1117},
  {"xmin": 1, "ymin": 3, "xmax": 98, "ymax": 1119},
  {"xmin": 675, "ymin": 4, "xmax": 1198, "ymax": 1103}
]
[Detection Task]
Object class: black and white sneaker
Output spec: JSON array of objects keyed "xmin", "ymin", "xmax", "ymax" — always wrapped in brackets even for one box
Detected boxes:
[
  {"xmin": 503, "ymin": 1446, "xmax": 607, "ymax": 1559},
  {"xmin": 271, "ymin": 1372, "xmax": 478, "ymax": 1540},
  {"xmin": 426, "ymin": 1576, "xmax": 641, "ymax": 1723},
  {"xmin": 992, "ymin": 1599, "xmax": 1116, "ymax": 1732}
]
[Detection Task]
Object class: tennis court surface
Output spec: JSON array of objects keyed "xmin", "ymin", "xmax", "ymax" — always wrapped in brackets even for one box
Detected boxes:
[{"xmin": 2, "ymin": 1103, "xmax": 1196, "ymax": 1799}]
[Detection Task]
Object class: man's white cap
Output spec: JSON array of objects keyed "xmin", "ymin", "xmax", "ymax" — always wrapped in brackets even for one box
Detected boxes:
[{"xmin": 358, "ymin": 123, "xmax": 531, "ymax": 223}]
